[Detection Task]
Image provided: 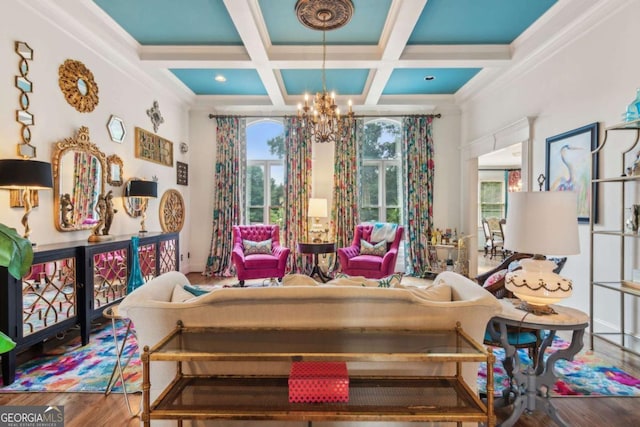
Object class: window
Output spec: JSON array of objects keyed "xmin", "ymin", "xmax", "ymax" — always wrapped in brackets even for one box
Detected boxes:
[
  {"xmin": 246, "ymin": 120, "xmax": 285, "ymax": 225},
  {"xmin": 361, "ymin": 119, "xmax": 402, "ymax": 224},
  {"xmin": 479, "ymin": 180, "xmax": 505, "ymax": 220}
]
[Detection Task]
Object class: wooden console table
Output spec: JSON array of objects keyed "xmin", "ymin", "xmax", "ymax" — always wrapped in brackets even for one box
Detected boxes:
[{"xmin": 142, "ymin": 322, "xmax": 495, "ymax": 426}]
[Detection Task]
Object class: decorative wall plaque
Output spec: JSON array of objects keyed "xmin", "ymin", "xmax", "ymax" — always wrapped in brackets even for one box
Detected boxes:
[
  {"xmin": 146, "ymin": 100, "xmax": 164, "ymax": 133},
  {"xmin": 134, "ymin": 127, "xmax": 173, "ymax": 166},
  {"xmin": 159, "ymin": 189, "xmax": 185, "ymax": 232},
  {"xmin": 176, "ymin": 161, "xmax": 188, "ymax": 186}
]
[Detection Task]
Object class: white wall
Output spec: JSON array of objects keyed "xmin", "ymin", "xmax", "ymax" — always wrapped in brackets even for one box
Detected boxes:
[
  {"xmin": 0, "ymin": 2, "xmax": 191, "ymax": 271},
  {"xmin": 459, "ymin": 0, "xmax": 640, "ymax": 334}
]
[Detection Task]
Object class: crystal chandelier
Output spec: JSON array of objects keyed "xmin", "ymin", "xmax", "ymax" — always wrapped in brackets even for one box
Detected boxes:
[{"xmin": 295, "ymin": 0, "xmax": 354, "ymax": 143}]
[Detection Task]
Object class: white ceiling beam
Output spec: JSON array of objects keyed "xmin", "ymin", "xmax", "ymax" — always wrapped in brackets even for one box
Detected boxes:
[{"xmin": 223, "ymin": 0, "xmax": 283, "ymax": 106}]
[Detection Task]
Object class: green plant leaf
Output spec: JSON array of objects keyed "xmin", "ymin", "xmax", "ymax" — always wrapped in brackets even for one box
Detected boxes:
[{"xmin": 0, "ymin": 223, "xmax": 33, "ymax": 280}]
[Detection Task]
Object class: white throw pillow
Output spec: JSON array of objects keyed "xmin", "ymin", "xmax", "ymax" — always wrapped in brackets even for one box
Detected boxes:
[
  {"xmin": 170, "ymin": 284, "xmax": 196, "ymax": 302},
  {"xmin": 397, "ymin": 282, "xmax": 452, "ymax": 302}
]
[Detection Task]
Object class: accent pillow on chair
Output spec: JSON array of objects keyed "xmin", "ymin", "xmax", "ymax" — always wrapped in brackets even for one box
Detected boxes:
[
  {"xmin": 243, "ymin": 238, "xmax": 272, "ymax": 255},
  {"xmin": 360, "ymin": 240, "xmax": 387, "ymax": 257}
]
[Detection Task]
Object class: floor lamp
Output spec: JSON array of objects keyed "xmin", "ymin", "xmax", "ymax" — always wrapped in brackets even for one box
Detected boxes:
[{"xmin": 0, "ymin": 159, "xmax": 53, "ymax": 240}]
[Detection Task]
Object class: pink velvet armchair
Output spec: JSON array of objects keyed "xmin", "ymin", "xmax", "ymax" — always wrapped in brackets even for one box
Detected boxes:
[
  {"xmin": 232, "ymin": 225, "xmax": 290, "ymax": 286},
  {"xmin": 337, "ymin": 224, "xmax": 404, "ymax": 279}
]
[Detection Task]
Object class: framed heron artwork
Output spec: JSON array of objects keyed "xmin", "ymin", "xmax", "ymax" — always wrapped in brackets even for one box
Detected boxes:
[{"xmin": 545, "ymin": 122, "xmax": 599, "ymax": 224}]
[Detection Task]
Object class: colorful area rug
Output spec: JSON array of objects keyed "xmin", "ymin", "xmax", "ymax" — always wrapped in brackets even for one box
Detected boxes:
[
  {"xmin": 478, "ymin": 337, "xmax": 640, "ymax": 397},
  {"xmin": 0, "ymin": 320, "xmax": 141, "ymax": 393},
  {"xmin": 2, "ymin": 323, "xmax": 639, "ymax": 397}
]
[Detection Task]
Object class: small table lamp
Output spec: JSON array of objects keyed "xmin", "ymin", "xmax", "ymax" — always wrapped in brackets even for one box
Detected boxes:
[
  {"xmin": 308, "ymin": 198, "xmax": 328, "ymax": 242},
  {"xmin": 503, "ymin": 190, "xmax": 580, "ymax": 314},
  {"xmin": 126, "ymin": 180, "xmax": 157, "ymax": 233},
  {"xmin": 0, "ymin": 159, "xmax": 53, "ymax": 239}
]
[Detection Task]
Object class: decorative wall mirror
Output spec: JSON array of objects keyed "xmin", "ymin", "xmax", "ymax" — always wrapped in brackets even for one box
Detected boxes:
[
  {"xmin": 106, "ymin": 154, "xmax": 123, "ymax": 186},
  {"xmin": 107, "ymin": 115, "xmax": 126, "ymax": 143},
  {"xmin": 122, "ymin": 178, "xmax": 148, "ymax": 218},
  {"xmin": 58, "ymin": 59, "xmax": 99, "ymax": 113},
  {"xmin": 52, "ymin": 126, "xmax": 107, "ymax": 231},
  {"xmin": 15, "ymin": 41, "xmax": 35, "ymax": 157}
]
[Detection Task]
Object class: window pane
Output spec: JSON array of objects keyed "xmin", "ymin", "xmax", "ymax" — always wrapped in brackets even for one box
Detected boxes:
[
  {"xmin": 249, "ymin": 208, "xmax": 264, "ymax": 224},
  {"xmin": 362, "ymin": 165, "xmax": 379, "ymax": 205},
  {"xmin": 246, "ymin": 121, "xmax": 284, "ymax": 160},
  {"xmin": 386, "ymin": 208, "xmax": 400, "ymax": 224},
  {"xmin": 361, "ymin": 208, "xmax": 379, "ymax": 222},
  {"xmin": 247, "ymin": 165, "xmax": 265, "ymax": 205},
  {"xmin": 363, "ymin": 121, "xmax": 400, "ymax": 160},
  {"xmin": 270, "ymin": 165, "xmax": 284, "ymax": 207},
  {"xmin": 269, "ymin": 207, "xmax": 283, "ymax": 226},
  {"xmin": 480, "ymin": 182, "xmax": 503, "ymax": 204},
  {"xmin": 385, "ymin": 165, "xmax": 399, "ymax": 206},
  {"xmin": 481, "ymin": 204, "xmax": 503, "ymax": 219}
]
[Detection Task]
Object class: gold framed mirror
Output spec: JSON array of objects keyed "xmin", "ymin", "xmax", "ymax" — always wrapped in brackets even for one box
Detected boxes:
[
  {"xmin": 15, "ymin": 41, "xmax": 35, "ymax": 157},
  {"xmin": 122, "ymin": 178, "xmax": 148, "ymax": 218},
  {"xmin": 58, "ymin": 59, "xmax": 99, "ymax": 113},
  {"xmin": 106, "ymin": 154, "xmax": 123, "ymax": 186},
  {"xmin": 52, "ymin": 126, "xmax": 107, "ymax": 231}
]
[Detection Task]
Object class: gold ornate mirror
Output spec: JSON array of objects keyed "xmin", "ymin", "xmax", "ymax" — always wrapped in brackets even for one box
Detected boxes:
[
  {"xmin": 58, "ymin": 59, "xmax": 99, "ymax": 113},
  {"xmin": 122, "ymin": 178, "xmax": 148, "ymax": 218},
  {"xmin": 159, "ymin": 189, "xmax": 185, "ymax": 232},
  {"xmin": 52, "ymin": 127, "xmax": 107, "ymax": 231},
  {"xmin": 15, "ymin": 41, "xmax": 35, "ymax": 157},
  {"xmin": 106, "ymin": 154, "xmax": 123, "ymax": 186}
]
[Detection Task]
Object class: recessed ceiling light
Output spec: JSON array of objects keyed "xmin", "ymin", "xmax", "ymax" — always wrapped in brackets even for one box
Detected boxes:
[
  {"xmin": 424, "ymin": 75, "xmax": 435, "ymax": 81},
  {"xmin": 214, "ymin": 74, "xmax": 226, "ymax": 82}
]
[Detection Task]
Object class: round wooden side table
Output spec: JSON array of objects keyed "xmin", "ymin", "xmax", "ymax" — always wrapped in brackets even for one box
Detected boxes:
[{"xmin": 297, "ymin": 242, "xmax": 336, "ymax": 282}]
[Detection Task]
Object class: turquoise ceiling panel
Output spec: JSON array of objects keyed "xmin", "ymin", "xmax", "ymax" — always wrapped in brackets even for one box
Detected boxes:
[
  {"xmin": 383, "ymin": 68, "xmax": 481, "ymax": 95},
  {"xmin": 93, "ymin": 0, "xmax": 241, "ymax": 45},
  {"xmin": 260, "ymin": 0, "xmax": 391, "ymax": 45},
  {"xmin": 408, "ymin": 0, "xmax": 557, "ymax": 44},
  {"xmin": 170, "ymin": 69, "xmax": 267, "ymax": 95},
  {"xmin": 281, "ymin": 69, "xmax": 369, "ymax": 95}
]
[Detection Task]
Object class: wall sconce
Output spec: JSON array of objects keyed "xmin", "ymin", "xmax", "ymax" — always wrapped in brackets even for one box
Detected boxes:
[
  {"xmin": 308, "ymin": 198, "xmax": 328, "ymax": 242},
  {"xmin": 125, "ymin": 179, "xmax": 157, "ymax": 233},
  {"xmin": 0, "ymin": 159, "xmax": 53, "ymax": 240}
]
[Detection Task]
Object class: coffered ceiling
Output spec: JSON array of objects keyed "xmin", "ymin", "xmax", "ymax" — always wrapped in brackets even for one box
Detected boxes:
[{"xmin": 69, "ymin": 0, "xmax": 591, "ymax": 113}]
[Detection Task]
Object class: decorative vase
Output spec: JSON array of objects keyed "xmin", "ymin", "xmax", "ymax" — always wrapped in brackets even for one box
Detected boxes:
[
  {"xmin": 624, "ymin": 88, "xmax": 640, "ymax": 122},
  {"xmin": 127, "ymin": 236, "xmax": 145, "ymax": 293}
]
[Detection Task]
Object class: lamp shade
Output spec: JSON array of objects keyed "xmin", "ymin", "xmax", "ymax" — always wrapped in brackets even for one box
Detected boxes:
[
  {"xmin": 127, "ymin": 180, "xmax": 157, "ymax": 198},
  {"xmin": 504, "ymin": 191, "xmax": 580, "ymax": 256},
  {"xmin": 308, "ymin": 198, "xmax": 328, "ymax": 218},
  {"xmin": 0, "ymin": 159, "xmax": 53, "ymax": 189}
]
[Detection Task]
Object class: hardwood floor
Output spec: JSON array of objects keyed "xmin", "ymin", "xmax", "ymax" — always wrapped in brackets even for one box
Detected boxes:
[{"xmin": 0, "ymin": 268, "xmax": 637, "ymax": 426}]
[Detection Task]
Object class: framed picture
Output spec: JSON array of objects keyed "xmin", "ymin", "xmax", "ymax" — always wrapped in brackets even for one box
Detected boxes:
[
  {"xmin": 176, "ymin": 161, "xmax": 188, "ymax": 186},
  {"xmin": 134, "ymin": 127, "xmax": 173, "ymax": 166},
  {"xmin": 545, "ymin": 122, "xmax": 599, "ymax": 223}
]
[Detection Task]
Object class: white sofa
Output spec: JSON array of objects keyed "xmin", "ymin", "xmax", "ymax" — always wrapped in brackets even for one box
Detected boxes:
[{"xmin": 119, "ymin": 271, "xmax": 501, "ymax": 427}]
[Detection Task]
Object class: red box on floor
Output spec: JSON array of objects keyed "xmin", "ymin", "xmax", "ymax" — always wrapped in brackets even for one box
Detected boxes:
[{"xmin": 288, "ymin": 361, "xmax": 349, "ymax": 403}]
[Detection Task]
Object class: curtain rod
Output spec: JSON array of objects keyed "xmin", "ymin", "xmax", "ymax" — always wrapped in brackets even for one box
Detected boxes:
[{"xmin": 208, "ymin": 113, "xmax": 442, "ymax": 119}]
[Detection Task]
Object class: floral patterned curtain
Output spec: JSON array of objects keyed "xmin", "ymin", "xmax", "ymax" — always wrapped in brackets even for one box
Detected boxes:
[
  {"xmin": 283, "ymin": 116, "xmax": 312, "ymax": 273},
  {"xmin": 204, "ymin": 117, "xmax": 246, "ymax": 277},
  {"xmin": 331, "ymin": 118, "xmax": 363, "ymax": 262},
  {"xmin": 401, "ymin": 115, "xmax": 435, "ymax": 276}
]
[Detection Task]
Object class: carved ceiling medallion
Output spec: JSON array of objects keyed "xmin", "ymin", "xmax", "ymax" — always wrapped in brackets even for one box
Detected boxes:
[
  {"xmin": 58, "ymin": 59, "xmax": 99, "ymax": 113},
  {"xmin": 295, "ymin": 0, "xmax": 354, "ymax": 31}
]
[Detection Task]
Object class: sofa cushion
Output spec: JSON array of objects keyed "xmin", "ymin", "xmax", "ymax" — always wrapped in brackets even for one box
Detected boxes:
[
  {"xmin": 243, "ymin": 238, "xmax": 272, "ymax": 255},
  {"xmin": 332, "ymin": 273, "xmax": 403, "ymax": 288},
  {"xmin": 184, "ymin": 284, "xmax": 211, "ymax": 296},
  {"xmin": 348, "ymin": 255, "xmax": 383, "ymax": 270},
  {"xmin": 360, "ymin": 240, "xmax": 386, "ymax": 257},
  {"xmin": 244, "ymin": 253, "xmax": 278, "ymax": 269},
  {"xmin": 397, "ymin": 281, "xmax": 452, "ymax": 302},
  {"xmin": 170, "ymin": 284, "xmax": 196, "ymax": 302}
]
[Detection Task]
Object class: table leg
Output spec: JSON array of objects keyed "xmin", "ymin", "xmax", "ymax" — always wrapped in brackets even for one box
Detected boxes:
[
  {"xmin": 308, "ymin": 253, "xmax": 331, "ymax": 283},
  {"xmin": 105, "ymin": 317, "xmax": 138, "ymax": 416}
]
